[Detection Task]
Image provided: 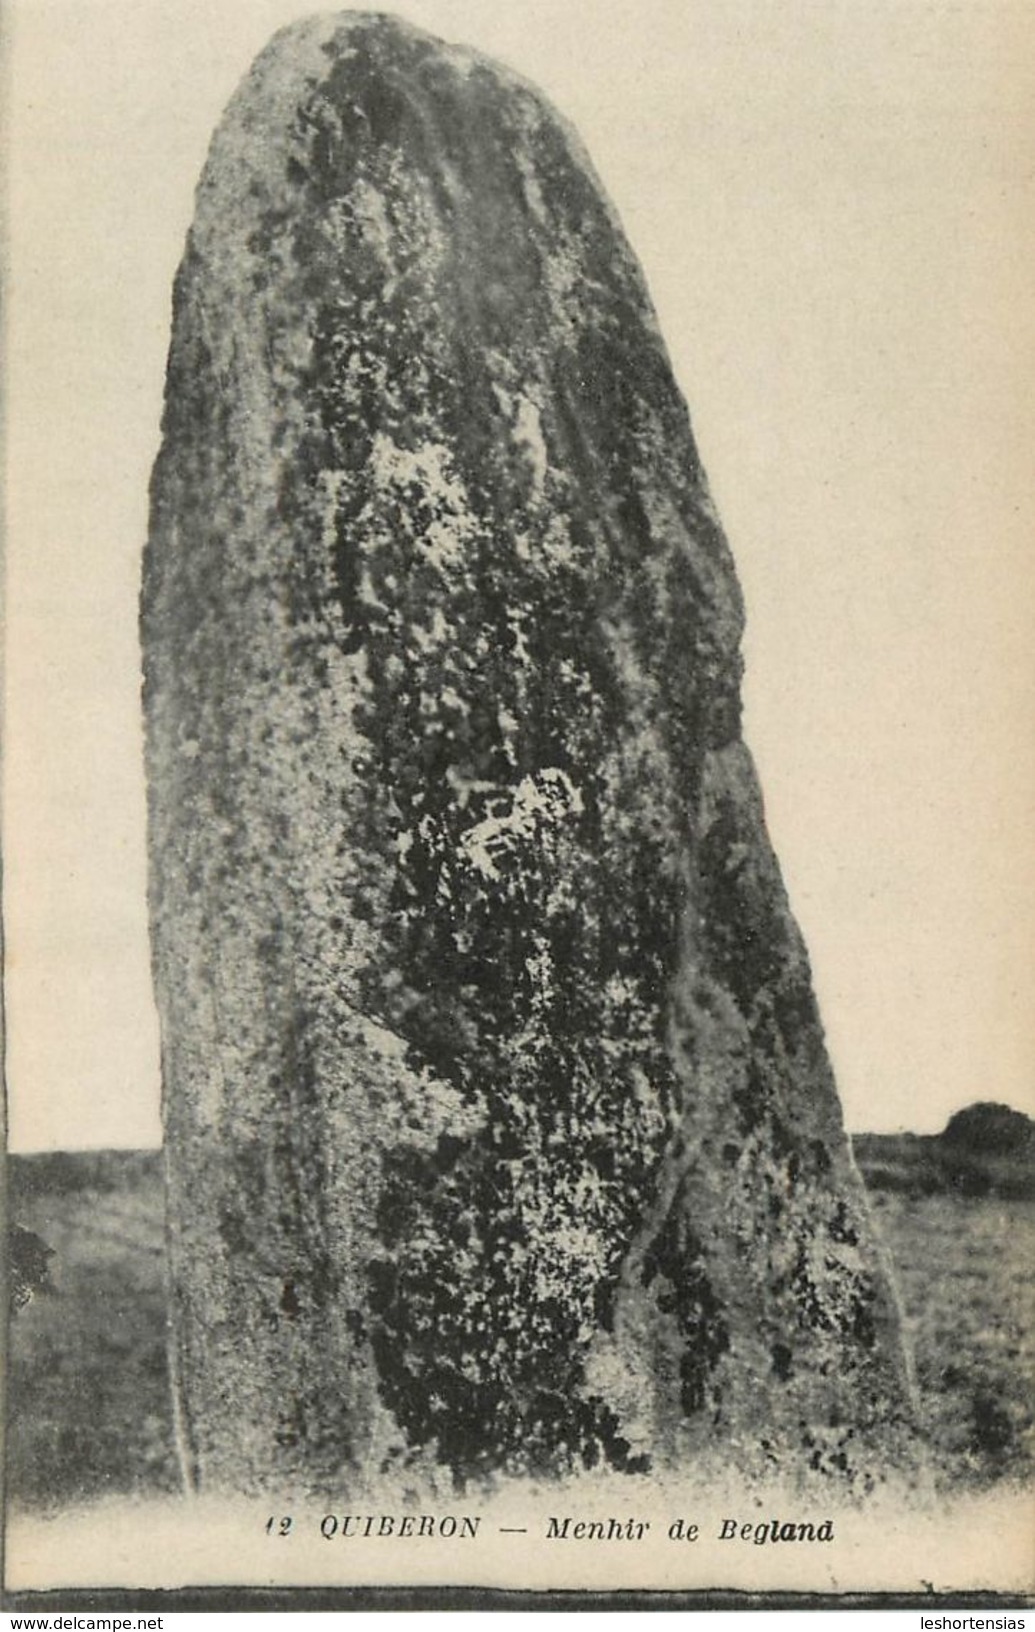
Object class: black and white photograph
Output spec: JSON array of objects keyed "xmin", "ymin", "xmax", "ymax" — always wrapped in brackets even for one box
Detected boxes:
[{"xmin": 4, "ymin": 0, "xmax": 1033, "ymax": 1606}]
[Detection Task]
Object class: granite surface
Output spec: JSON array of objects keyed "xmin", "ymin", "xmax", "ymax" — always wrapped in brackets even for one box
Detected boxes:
[{"xmin": 143, "ymin": 11, "xmax": 921, "ymax": 1495}]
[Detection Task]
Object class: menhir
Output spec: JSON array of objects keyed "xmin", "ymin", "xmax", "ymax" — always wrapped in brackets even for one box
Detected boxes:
[{"xmin": 142, "ymin": 11, "xmax": 921, "ymax": 1495}]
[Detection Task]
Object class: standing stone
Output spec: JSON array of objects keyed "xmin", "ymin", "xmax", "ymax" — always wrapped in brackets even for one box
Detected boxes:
[{"xmin": 143, "ymin": 11, "xmax": 919, "ymax": 1495}]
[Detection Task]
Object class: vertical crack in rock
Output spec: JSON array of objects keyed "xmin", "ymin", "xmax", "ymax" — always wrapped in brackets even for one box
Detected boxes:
[{"xmin": 143, "ymin": 10, "xmax": 922, "ymax": 1495}]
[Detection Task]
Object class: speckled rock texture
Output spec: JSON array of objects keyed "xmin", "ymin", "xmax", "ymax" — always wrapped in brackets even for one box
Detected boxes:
[{"xmin": 143, "ymin": 11, "xmax": 920, "ymax": 1496}]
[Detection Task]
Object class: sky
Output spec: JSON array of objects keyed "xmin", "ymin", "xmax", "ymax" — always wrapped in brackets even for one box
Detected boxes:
[{"xmin": 4, "ymin": 0, "xmax": 1034, "ymax": 1149}]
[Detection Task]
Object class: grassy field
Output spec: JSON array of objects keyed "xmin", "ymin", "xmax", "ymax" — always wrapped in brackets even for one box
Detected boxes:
[
  {"xmin": 870, "ymin": 1188, "xmax": 1035, "ymax": 1487},
  {"xmin": 6, "ymin": 1146, "xmax": 1034, "ymax": 1508},
  {"xmin": 7, "ymin": 1153, "xmax": 180, "ymax": 1508}
]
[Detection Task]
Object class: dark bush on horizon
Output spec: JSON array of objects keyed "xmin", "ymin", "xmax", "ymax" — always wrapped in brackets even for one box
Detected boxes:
[{"xmin": 942, "ymin": 1102, "xmax": 1035, "ymax": 1156}]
